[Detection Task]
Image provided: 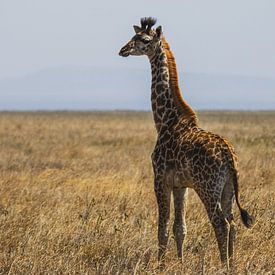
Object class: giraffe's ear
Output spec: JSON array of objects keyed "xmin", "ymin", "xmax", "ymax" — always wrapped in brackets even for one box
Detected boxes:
[
  {"xmin": 156, "ymin": 25, "xmax": 162, "ymax": 38},
  {"xmin": 133, "ymin": 25, "xmax": 142, "ymax": 33}
]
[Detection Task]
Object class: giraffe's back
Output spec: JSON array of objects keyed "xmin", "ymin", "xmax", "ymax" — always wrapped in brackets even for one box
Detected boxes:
[
  {"xmin": 175, "ymin": 126, "xmax": 238, "ymax": 189},
  {"xmin": 152, "ymin": 123, "xmax": 238, "ymax": 190}
]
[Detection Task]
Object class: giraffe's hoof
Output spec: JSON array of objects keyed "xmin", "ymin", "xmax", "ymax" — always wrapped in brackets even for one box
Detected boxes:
[
  {"xmin": 158, "ymin": 262, "xmax": 165, "ymax": 271},
  {"xmin": 177, "ymin": 256, "xmax": 183, "ymax": 264}
]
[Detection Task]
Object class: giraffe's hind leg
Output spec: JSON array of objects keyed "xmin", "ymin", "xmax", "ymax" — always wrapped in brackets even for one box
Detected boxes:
[
  {"xmin": 172, "ymin": 187, "xmax": 188, "ymax": 260},
  {"xmin": 210, "ymin": 203, "xmax": 230, "ymax": 269},
  {"xmin": 221, "ymin": 180, "xmax": 236, "ymax": 269},
  {"xmin": 198, "ymin": 190, "xmax": 230, "ymax": 269}
]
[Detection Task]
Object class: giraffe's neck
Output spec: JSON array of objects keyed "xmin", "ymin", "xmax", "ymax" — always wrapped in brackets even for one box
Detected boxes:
[{"xmin": 149, "ymin": 37, "xmax": 197, "ymax": 133}]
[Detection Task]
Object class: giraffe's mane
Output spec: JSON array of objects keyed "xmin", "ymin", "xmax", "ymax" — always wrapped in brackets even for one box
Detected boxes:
[{"xmin": 161, "ymin": 37, "xmax": 198, "ymax": 123}]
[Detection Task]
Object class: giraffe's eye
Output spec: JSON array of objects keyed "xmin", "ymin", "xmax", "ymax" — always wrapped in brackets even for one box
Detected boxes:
[{"xmin": 141, "ymin": 38, "xmax": 151, "ymax": 44}]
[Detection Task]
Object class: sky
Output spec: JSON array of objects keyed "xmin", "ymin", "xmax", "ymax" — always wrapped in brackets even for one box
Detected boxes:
[{"xmin": 0, "ymin": 0, "xmax": 274, "ymax": 110}]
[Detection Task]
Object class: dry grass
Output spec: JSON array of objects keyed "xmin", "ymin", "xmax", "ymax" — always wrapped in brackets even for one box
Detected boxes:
[{"xmin": 0, "ymin": 111, "xmax": 274, "ymax": 274}]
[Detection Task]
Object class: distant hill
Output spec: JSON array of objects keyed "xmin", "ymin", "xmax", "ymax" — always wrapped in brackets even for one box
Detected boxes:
[{"xmin": 0, "ymin": 66, "xmax": 274, "ymax": 110}]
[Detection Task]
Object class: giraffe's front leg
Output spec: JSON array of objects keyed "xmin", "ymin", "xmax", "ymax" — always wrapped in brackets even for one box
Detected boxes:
[
  {"xmin": 154, "ymin": 175, "xmax": 172, "ymax": 265},
  {"xmin": 173, "ymin": 187, "xmax": 188, "ymax": 260}
]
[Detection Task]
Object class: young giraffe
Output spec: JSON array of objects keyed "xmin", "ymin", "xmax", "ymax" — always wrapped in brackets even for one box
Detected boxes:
[{"xmin": 119, "ymin": 17, "xmax": 255, "ymax": 269}]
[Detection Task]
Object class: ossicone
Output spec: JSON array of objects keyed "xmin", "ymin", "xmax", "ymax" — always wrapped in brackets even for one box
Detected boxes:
[{"xmin": 133, "ymin": 17, "xmax": 157, "ymax": 34}]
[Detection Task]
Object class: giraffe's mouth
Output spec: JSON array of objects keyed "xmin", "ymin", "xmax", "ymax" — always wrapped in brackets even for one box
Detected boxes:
[
  {"xmin": 119, "ymin": 44, "xmax": 131, "ymax": 57},
  {"xmin": 119, "ymin": 51, "xmax": 130, "ymax": 57},
  {"xmin": 119, "ymin": 49, "xmax": 130, "ymax": 57}
]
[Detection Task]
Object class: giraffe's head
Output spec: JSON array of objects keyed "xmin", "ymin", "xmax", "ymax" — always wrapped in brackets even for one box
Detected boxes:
[{"xmin": 119, "ymin": 17, "xmax": 162, "ymax": 58}]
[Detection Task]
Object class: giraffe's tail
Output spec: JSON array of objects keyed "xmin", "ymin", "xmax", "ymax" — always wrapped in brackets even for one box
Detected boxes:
[{"xmin": 232, "ymin": 171, "xmax": 255, "ymax": 228}]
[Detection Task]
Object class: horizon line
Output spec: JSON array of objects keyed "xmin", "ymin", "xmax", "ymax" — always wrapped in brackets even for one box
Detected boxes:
[{"xmin": 0, "ymin": 108, "xmax": 274, "ymax": 113}]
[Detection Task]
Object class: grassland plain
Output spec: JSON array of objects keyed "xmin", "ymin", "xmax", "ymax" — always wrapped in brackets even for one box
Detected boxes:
[{"xmin": 0, "ymin": 111, "xmax": 274, "ymax": 274}]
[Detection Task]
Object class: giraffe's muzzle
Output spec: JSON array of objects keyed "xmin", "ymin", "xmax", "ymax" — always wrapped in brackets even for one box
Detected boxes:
[
  {"xmin": 119, "ymin": 41, "xmax": 135, "ymax": 57},
  {"xmin": 119, "ymin": 45, "xmax": 130, "ymax": 57}
]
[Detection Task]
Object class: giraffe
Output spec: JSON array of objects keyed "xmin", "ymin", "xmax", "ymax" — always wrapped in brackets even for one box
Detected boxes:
[{"xmin": 119, "ymin": 17, "xmax": 255, "ymax": 269}]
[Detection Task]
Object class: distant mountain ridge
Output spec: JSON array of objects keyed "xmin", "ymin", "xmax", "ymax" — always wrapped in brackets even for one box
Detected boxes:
[{"xmin": 0, "ymin": 66, "xmax": 274, "ymax": 110}]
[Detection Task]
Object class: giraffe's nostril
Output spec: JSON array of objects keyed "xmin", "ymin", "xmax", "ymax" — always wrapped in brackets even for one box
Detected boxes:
[{"xmin": 119, "ymin": 47, "xmax": 130, "ymax": 57}]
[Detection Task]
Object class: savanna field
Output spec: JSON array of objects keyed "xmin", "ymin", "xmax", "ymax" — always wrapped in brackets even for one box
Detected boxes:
[{"xmin": 0, "ymin": 111, "xmax": 274, "ymax": 274}]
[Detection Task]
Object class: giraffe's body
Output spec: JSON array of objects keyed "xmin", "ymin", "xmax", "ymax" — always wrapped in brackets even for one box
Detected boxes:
[{"xmin": 119, "ymin": 17, "xmax": 254, "ymax": 269}]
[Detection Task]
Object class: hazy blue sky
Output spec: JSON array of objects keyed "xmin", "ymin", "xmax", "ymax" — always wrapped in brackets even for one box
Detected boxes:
[{"xmin": 0, "ymin": 0, "xmax": 274, "ymax": 110}]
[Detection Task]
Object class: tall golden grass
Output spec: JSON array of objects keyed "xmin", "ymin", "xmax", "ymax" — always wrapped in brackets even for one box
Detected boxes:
[{"xmin": 0, "ymin": 111, "xmax": 274, "ymax": 274}]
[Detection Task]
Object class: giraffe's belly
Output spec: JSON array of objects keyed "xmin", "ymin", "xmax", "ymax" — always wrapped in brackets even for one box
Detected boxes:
[{"xmin": 174, "ymin": 170, "xmax": 194, "ymax": 189}]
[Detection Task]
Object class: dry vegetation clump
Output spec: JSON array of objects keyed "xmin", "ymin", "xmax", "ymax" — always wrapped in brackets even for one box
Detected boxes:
[{"xmin": 0, "ymin": 111, "xmax": 274, "ymax": 274}]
